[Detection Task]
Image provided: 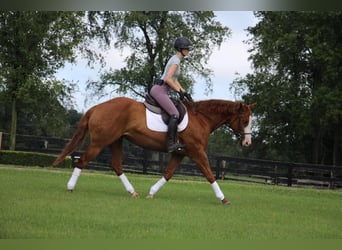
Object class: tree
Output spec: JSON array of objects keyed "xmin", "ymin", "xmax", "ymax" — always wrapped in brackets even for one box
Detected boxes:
[
  {"xmin": 0, "ymin": 11, "xmax": 111, "ymax": 149},
  {"xmin": 232, "ymin": 11, "xmax": 342, "ymax": 165},
  {"xmin": 15, "ymin": 77, "xmax": 77, "ymax": 137},
  {"xmin": 207, "ymin": 128, "xmax": 245, "ymax": 156},
  {"xmin": 87, "ymin": 11, "xmax": 231, "ymax": 99}
]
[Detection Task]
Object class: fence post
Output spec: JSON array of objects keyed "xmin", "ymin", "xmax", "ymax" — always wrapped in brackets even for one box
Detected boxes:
[
  {"xmin": 274, "ymin": 165, "xmax": 278, "ymax": 185},
  {"xmin": 287, "ymin": 164, "xmax": 293, "ymax": 187},
  {"xmin": 215, "ymin": 159, "xmax": 226, "ymax": 180},
  {"xmin": 215, "ymin": 159, "xmax": 220, "ymax": 179},
  {"xmin": 71, "ymin": 155, "xmax": 80, "ymax": 168},
  {"xmin": 0, "ymin": 131, "xmax": 2, "ymax": 150},
  {"xmin": 142, "ymin": 149, "xmax": 148, "ymax": 174},
  {"xmin": 329, "ymin": 165, "xmax": 335, "ymax": 190},
  {"xmin": 221, "ymin": 160, "xmax": 226, "ymax": 180}
]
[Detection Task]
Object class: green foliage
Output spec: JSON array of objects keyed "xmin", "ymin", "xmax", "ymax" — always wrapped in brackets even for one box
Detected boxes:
[
  {"xmin": 1, "ymin": 167, "xmax": 341, "ymax": 239},
  {"xmin": 0, "ymin": 11, "xmax": 86, "ymax": 84},
  {"xmin": 0, "ymin": 11, "xmax": 113, "ymax": 146},
  {"xmin": 87, "ymin": 11, "xmax": 231, "ymax": 99},
  {"xmin": 208, "ymin": 127, "xmax": 246, "ymax": 157},
  {"xmin": 0, "ymin": 150, "xmax": 71, "ymax": 168},
  {"xmin": 0, "ymin": 11, "xmax": 83, "ymax": 148},
  {"xmin": 232, "ymin": 11, "xmax": 342, "ymax": 164}
]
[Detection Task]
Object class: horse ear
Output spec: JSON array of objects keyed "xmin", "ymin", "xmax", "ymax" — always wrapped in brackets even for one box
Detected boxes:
[
  {"xmin": 238, "ymin": 103, "xmax": 244, "ymax": 112},
  {"xmin": 248, "ymin": 103, "xmax": 257, "ymax": 110}
]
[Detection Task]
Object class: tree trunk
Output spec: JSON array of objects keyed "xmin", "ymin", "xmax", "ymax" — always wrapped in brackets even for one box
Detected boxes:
[{"xmin": 9, "ymin": 97, "xmax": 17, "ymax": 150}]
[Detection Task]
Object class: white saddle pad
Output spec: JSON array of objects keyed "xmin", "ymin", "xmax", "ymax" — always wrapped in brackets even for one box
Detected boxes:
[{"xmin": 145, "ymin": 109, "xmax": 188, "ymax": 132}]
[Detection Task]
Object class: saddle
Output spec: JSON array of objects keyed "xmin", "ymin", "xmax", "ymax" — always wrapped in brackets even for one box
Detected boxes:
[{"xmin": 144, "ymin": 94, "xmax": 187, "ymax": 125}]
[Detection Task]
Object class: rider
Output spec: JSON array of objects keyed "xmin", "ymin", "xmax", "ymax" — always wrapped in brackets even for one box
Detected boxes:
[{"xmin": 150, "ymin": 36, "xmax": 193, "ymax": 153}]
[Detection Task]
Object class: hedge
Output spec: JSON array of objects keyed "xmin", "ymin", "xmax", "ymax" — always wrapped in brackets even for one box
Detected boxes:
[{"xmin": 0, "ymin": 150, "xmax": 72, "ymax": 168}]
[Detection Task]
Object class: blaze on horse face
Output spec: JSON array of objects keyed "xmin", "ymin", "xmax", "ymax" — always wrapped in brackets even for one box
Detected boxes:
[
  {"xmin": 241, "ymin": 114, "xmax": 252, "ymax": 147},
  {"xmin": 230, "ymin": 103, "xmax": 256, "ymax": 147}
]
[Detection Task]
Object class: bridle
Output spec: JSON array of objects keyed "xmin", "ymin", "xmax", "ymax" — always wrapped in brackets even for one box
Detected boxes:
[
  {"xmin": 224, "ymin": 109, "xmax": 252, "ymax": 140},
  {"xmin": 193, "ymin": 102, "xmax": 252, "ymax": 140},
  {"xmin": 223, "ymin": 124, "xmax": 252, "ymax": 140}
]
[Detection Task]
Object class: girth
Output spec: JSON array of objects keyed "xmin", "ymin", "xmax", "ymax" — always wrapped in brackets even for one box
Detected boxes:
[{"xmin": 144, "ymin": 94, "xmax": 187, "ymax": 125}]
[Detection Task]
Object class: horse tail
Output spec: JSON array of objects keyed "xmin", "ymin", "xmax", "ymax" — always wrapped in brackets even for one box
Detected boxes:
[{"xmin": 53, "ymin": 110, "xmax": 92, "ymax": 166}]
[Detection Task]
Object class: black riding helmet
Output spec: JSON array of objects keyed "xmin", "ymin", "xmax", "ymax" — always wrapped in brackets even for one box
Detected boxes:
[{"xmin": 174, "ymin": 37, "xmax": 192, "ymax": 51}]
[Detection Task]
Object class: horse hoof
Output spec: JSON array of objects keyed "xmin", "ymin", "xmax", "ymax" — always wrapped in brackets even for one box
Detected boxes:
[
  {"xmin": 67, "ymin": 189, "xmax": 73, "ymax": 193},
  {"xmin": 222, "ymin": 198, "xmax": 231, "ymax": 206},
  {"xmin": 131, "ymin": 192, "xmax": 139, "ymax": 198},
  {"xmin": 146, "ymin": 194, "xmax": 154, "ymax": 199}
]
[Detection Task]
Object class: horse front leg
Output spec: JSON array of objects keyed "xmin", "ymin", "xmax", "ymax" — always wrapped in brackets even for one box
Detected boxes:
[
  {"xmin": 190, "ymin": 150, "xmax": 230, "ymax": 205},
  {"xmin": 146, "ymin": 153, "xmax": 184, "ymax": 199},
  {"xmin": 110, "ymin": 139, "xmax": 139, "ymax": 198}
]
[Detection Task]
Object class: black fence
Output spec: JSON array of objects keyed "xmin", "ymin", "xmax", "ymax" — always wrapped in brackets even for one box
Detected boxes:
[{"xmin": 1, "ymin": 132, "xmax": 342, "ymax": 189}]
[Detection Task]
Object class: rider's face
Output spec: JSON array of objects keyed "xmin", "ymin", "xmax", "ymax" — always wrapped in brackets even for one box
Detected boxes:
[{"xmin": 181, "ymin": 49, "xmax": 190, "ymax": 56}]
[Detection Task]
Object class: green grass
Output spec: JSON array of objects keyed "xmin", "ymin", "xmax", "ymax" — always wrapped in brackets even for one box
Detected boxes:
[{"xmin": 1, "ymin": 164, "xmax": 342, "ymax": 239}]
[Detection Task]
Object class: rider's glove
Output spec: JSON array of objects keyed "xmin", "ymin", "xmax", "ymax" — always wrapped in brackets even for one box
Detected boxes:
[
  {"xmin": 178, "ymin": 91, "xmax": 185, "ymax": 100},
  {"xmin": 184, "ymin": 92, "xmax": 193, "ymax": 102},
  {"xmin": 178, "ymin": 91, "xmax": 193, "ymax": 102}
]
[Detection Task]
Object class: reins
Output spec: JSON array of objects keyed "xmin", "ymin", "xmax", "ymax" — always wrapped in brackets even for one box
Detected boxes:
[{"xmin": 224, "ymin": 125, "xmax": 252, "ymax": 139}]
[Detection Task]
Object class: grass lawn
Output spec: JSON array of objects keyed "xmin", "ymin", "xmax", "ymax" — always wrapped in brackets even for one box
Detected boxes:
[{"xmin": 0, "ymin": 164, "xmax": 341, "ymax": 239}]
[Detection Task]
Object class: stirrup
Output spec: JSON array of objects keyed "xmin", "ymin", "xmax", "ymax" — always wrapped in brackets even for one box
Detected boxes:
[{"xmin": 168, "ymin": 143, "xmax": 185, "ymax": 153}]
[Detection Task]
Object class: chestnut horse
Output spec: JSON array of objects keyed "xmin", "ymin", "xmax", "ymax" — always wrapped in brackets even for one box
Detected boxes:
[{"xmin": 53, "ymin": 97, "xmax": 255, "ymax": 205}]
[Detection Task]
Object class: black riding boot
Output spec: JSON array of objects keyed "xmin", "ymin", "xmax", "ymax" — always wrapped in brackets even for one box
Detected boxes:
[{"xmin": 167, "ymin": 115, "xmax": 185, "ymax": 153}]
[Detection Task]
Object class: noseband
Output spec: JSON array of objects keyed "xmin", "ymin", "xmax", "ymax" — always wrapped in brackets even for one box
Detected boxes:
[
  {"xmin": 223, "ymin": 125, "xmax": 252, "ymax": 140},
  {"xmin": 225, "ymin": 111, "xmax": 252, "ymax": 139}
]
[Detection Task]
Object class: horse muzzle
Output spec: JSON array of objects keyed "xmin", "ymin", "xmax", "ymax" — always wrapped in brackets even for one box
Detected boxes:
[{"xmin": 241, "ymin": 133, "xmax": 252, "ymax": 147}]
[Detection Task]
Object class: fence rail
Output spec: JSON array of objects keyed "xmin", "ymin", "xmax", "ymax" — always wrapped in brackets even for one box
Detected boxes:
[{"xmin": 1, "ymin": 132, "xmax": 342, "ymax": 189}]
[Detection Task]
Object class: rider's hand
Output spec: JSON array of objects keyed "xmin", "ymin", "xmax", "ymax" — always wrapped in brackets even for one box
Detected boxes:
[
  {"xmin": 178, "ymin": 90, "xmax": 193, "ymax": 102},
  {"xmin": 178, "ymin": 91, "xmax": 185, "ymax": 100},
  {"xmin": 184, "ymin": 92, "xmax": 193, "ymax": 102}
]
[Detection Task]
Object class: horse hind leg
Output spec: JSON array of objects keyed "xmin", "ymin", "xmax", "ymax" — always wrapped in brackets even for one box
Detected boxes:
[
  {"xmin": 110, "ymin": 139, "xmax": 139, "ymax": 198},
  {"xmin": 67, "ymin": 144, "xmax": 103, "ymax": 191}
]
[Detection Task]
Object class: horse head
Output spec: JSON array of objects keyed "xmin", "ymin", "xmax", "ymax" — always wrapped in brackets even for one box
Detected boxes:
[{"xmin": 229, "ymin": 103, "xmax": 256, "ymax": 147}]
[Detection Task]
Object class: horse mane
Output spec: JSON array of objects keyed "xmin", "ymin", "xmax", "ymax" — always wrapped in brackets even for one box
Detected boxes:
[{"xmin": 186, "ymin": 99, "xmax": 238, "ymax": 115}]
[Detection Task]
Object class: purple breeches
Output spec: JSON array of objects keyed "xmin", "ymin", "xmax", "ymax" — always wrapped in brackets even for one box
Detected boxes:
[{"xmin": 150, "ymin": 84, "xmax": 179, "ymax": 118}]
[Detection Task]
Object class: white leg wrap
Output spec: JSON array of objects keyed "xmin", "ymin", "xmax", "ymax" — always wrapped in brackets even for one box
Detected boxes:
[
  {"xmin": 149, "ymin": 177, "xmax": 167, "ymax": 195},
  {"xmin": 211, "ymin": 181, "xmax": 225, "ymax": 200},
  {"xmin": 67, "ymin": 167, "xmax": 82, "ymax": 190},
  {"xmin": 119, "ymin": 174, "xmax": 135, "ymax": 194}
]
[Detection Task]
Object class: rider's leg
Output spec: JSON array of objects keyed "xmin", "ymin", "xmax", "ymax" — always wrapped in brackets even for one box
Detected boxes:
[
  {"xmin": 150, "ymin": 85, "xmax": 185, "ymax": 152},
  {"xmin": 167, "ymin": 115, "xmax": 185, "ymax": 152}
]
